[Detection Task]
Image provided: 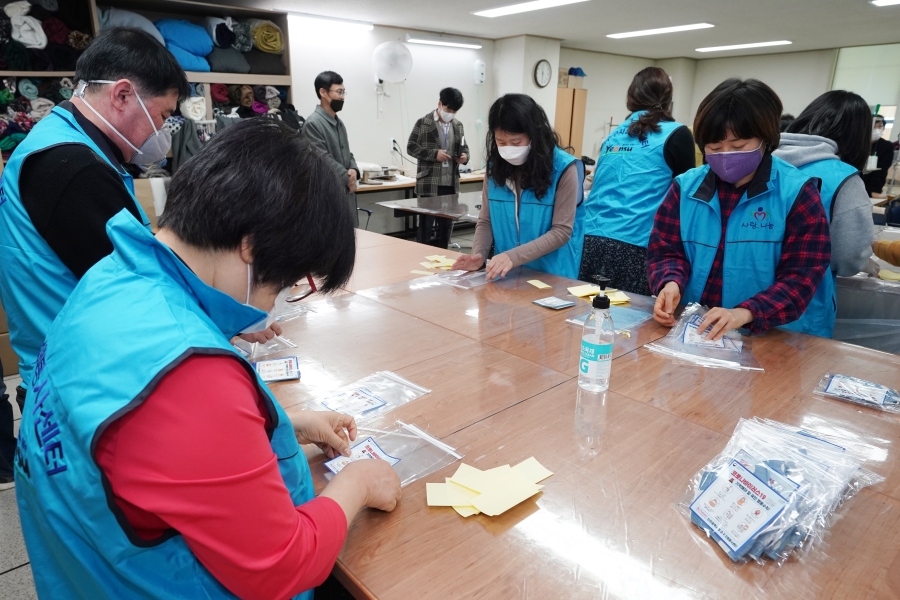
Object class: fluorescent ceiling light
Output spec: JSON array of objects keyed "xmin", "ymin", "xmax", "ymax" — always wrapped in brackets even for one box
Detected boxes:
[
  {"xmin": 475, "ymin": 0, "xmax": 590, "ymax": 18},
  {"xmin": 696, "ymin": 40, "xmax": 792, "ymax": 52},
  {"xmin": 291, "ymin": 13, "xmax": 373, "ymax": 31},
  {"xmin": 872, "ymin": 0, "xmax": 900, "ymax": 6},
  {"xmin": 607, "ymin": 23, "xmax": 713, "ymax": 39},
  {"xmin": 406, "ymin": 34, "xmax": 482, "ymax": 49}
]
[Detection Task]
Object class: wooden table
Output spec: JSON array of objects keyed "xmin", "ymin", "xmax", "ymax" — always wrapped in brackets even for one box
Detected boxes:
[
  {"xmin": 344, "ymin": 231, "xmax": 462, "ymax": 293},
  {"xmin": 356, "ymin": 172, "xmax": 484, "ymax": 195},
  {"xmin": 266, "ymin": 231, "xmax": 900, "ymax": 600}
]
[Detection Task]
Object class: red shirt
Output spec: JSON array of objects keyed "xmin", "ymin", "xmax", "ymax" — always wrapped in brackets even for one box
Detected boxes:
[{"xmin": 96, "ymin": 355, "xmax": 347, "ymax": 600}]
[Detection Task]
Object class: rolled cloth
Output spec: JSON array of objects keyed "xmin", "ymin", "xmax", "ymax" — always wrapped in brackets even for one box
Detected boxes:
[
  {"xmin": 265, "ymin": 85, "xmax": 279, "ymax": 99},
  {"xmin": 155, "ymin": 19, "xmax": 212, "ymax": 56},
  {"xmin": 229, "ymin": 20, "xmax": 250, "ymax": 52},
  {"xmin": 874, "ymin": 240, "xmax": 900, "ymax": 267},
  {"xmin": 239, "ymin": 85, "xmax": 253, "ymax": 107},
  {"xmin": 28, "ymin": 0, "xmax": 58, "ymax": 11},
  {"xmin": 2, "ymin": 39, "xmax": 29, "ymax": 68},
  {"xmin": 17, "ymin": 77, "xmax": 36, "ymax": 99},
  {"xmin": 226, "ymin": 84, "xmax": 241, "ymax": 106},
  {"xmin": 7, "ymin": 96, "xmax": 29, "ymax": 112},
  {"xmin": 0, "ymin": 132, "xmax": 26, "ymax": 150},
  {"xmin": 3, "ymin": 1, "xmax": 30, "ymax": 17},
  {"xmin": 97, "ymin": 8, "xmax": 163, "ymax": 45},
  {"xmin": 205, "ymin": 46, "xmax": 249, "ymax": 74},
  {"xmin": 267, "ymin": 96, "xmax": 280, "ymax": 110},
  {"xmin": 29, "ymin": 96, "xmax": 53, "ymax": 120},
  {"xmin": 180, "ymin": 96, "xmax": 206, "ymax": 121},
  {"xmin": 0, "ymin": 17, "xmax": 11, "ymax": 44},
  {"xmin": 251, "ymin": 101, "xmax": 267, "ymax": 114},
  {"xmin": 26, "ymin": 46, "xmax": 51, "ymax": 70},
  {"xmin": 210, "ymin": 83, "xmax": 228, "ymax": 103},
  {"xmin": 166, "ymin": 44, "xmax": 209, "ymax": 72},
  {"xmin": 246, "ymin": 18, "xmax": 282, "ymax": 54},
  {"xmin": 38, "ymin": 78, "xmax": 63, "ymax": 103},
  {"xmin": 57, "ymin": 76, "xmax": 72, "ymax": 89},
  {"xmin": 0, "ymin": 88, "xmax": 13, "ymax": 104},
  {"xmin": 40, "ymin": 16, "xmax": 66, "ymax": 44},
  {"xmin": 66, "ymin": 29, "xmax": 89, "ymax": 50},
  {"xmin": 46, "ymin": 42, "xmax": 76, "ymax": 69},
  {"xmin": 244, "ymin": 49, "xmax": 285, "ymax": 75},
  {"xmin": 58, "ymin": 85, "xmax": 70, "ymax": 99},
  {"xmin": 201, "ymin": 16, "xmax": 234, "ymax": 49},
  {"xmin": 252, "ymin": 84, "xmax": 266, "ymax": 103},
  {"xmin": 12, "ymin": 15, "xmax": 46, "ymax": 48}
]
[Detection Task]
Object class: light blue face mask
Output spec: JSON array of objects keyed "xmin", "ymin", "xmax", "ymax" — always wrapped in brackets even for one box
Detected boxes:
[{"xmin": 240, "ymin": 263, "xmax": 290, "ymax": 334}]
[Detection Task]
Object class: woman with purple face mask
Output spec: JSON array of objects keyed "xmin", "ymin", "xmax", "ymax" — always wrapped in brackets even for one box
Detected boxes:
[{"xmin": 646, "ymin": 78, "xmax": 831, "ymax": 340}]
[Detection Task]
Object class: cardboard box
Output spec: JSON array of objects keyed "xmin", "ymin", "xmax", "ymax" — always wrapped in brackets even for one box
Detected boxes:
[
  {"xmin": 0, "ymin": 332, "xmax": 19, "ymax": 377},
  {"xmin": 567, "ymin": 76, "xmax": 584, "ymax": 89},
  {"xmin": 558, "ymin": 68, "xmax": 569, "ymax": 88},
  {"xmin": 0, "ymin": 300, "xmax": 7, "ymax": 334}
]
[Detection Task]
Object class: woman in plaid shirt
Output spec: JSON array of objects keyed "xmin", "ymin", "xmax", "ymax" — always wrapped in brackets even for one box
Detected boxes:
[{"xmin": 647, "ymin": 78, "xmax": 831, "ymax": 341}]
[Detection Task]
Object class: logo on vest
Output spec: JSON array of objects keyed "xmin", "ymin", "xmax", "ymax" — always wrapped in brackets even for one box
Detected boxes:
[
  {"xmin": 604, "ymin": 144, "xmax": 634, "ymax": 154},
  {"xmin": 742, "ymin": 206, "xmax": 775, "ymax": 231},
  {"xmin": 26, "ymin": 344, "xmax": 68, "ymax": 477},
  {"xmin": 0, "ymin": 185, "xmax": 6, "ymax": 208}
]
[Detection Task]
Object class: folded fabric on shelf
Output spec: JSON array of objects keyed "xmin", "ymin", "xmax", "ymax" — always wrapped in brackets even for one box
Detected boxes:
[
  {"xmin": 29, "ymin": 96, "xmax": 53, "ymax": 121},
  {"xmin": 29, "ymin": 0, "xmax": 58, "ymax": 11},
  {"xmin": 38, "ymin": 79, "xmax": 63, "ymax": 103},
  {"xmin": 155, "ymin": 19, "xmax": 212, "ymax": 57},
  {"xmin": 0, "ymin": 132, "xmax": 26, "ymax": 150},
  {"xmin": 206, "ymin": 46, "xmax": 249, "ymax": 73},
  {"xmin": 2, "ymin": 38, "xmax": 29, "ymax": 69},
  {"xmin": 0, "ymin": 88, "xmax": 13, "ymax": 104},
  {"xmin": 58, "ymin": 85, "xmax": 70, "ymax": 99},
  {"xmin": 210, "ymin": 83, "xmax": 229, "ymax": 103},
  {"xmin": 170, "ymin": 115, "xmax": 202, "ymax": 173},
  {"xmin": 3, "ymin": 1, "xmax": 30, "ymax": 18},
  {"xmin": 246, "ymin": 18, "xmax": 283, "ymax": 54},
  {"xmin": 11, "ymin": 110, "xmax": 33, "ymax": 131},
  {"xmin": 200, "ymin": 16, "xmax": 234, "ymax": 48},
  {"xmin": 97, "ymin": 8, "xmax": 164, "ymax": 45},
  {"xmin": 267, "ymin": 96, "xmax": 280, "ymax": 110},
  {"xmin": 227, "ymin": 84, "xmax": 242, "ymax": 106},
  {"xmin": 230, "ymin": 20, "xmax": 251, "ymax": 52},
  {"xmin": 46, "ymin": 42, "xmax": 77, "ymax": 69},
  {"xmin": 58, "ymin": 76, "xmax": 73, "ymax": 89},
  {"xmin": 0, "ymin": 16, "xmax": 11, "ymax": 45},
  {"xmin": 252, "ymin": 84, "xmax": 266, "ymax": 103},
  {"xmin": 244, "ymin": 49, "xmax": 285, "ymax": 75},
  {"xmin": 27, "ymin": 47, "xmax": 51, "ymax": 70},
  {"xmin": 179, "ymin": 96, "xmax": 206, "ymax": 121},
  {"xmin": 12, "ymin": 15, "xmax": 46, "ymax": 48},
  {"xmin": 53, "ymin": 1, "xmax": 89, "ymax": 32},
  {"xmin": 166, "ymin": 43, "xmax": 209, "ymax": 72},
  {"xmin": 264, "ymin": 85, "xmax": 279, "ymax": 99},
  {"xmin": 239, "ymin": 85, "xmax": 253, "ymax": 107},
  {"xmin": 236, "ymin": 105, "xmax": 255, "ymax": 118},
  {"xmin": 40, "ymin": 16, "xmax": 67, "ymax": 44},
  {"xmin": 251, "ymin": 101, "xmax": 267, "ymax": 114},
  {"xmin": 66, "ymin": 29, "xmax": 89, "ymax": 50},
  {"xmin": 7, "ymin": 96, "xmax": 29, "ymax": 113},
  {"xmin": 0, "ymin": 118, "xmax": 7, "ymax": 136},
  {"xmin": 17, "ymin": 77, "xmax": 37, "ymax": 99}
]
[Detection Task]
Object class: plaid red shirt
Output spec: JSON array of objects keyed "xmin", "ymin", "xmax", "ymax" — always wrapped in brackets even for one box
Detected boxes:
[{"xmin": 647, "ymin": 158, "xmax": 831, "ymax": 334}]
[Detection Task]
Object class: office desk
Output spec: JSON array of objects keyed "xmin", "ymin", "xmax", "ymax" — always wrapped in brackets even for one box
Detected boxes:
[
  {"xmin": 376, "ymin": 191, "xmax": 482, "ymax": 248},
  {"xmin": 356, "ymin": 173, "xmax": 484, "ymax": 195}
]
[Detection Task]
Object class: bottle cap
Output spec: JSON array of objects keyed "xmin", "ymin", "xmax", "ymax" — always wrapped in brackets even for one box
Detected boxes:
[{"xmin": 592, "ymin": 293, "xmax": 610, "ymax": 309}]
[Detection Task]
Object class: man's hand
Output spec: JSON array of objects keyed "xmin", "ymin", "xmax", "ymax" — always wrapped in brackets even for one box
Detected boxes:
[
  {"xmin": 485, "ymin": 253, "xmax": 513, "ymax": 281},
  {"xmin": 452, "ymin": 253, "xmax": 484, "ymax": 271},
  {"xmin": 696, "ymin": 307, "xmax": 753, "ymax": 341},
  {"xmin": 436, "ymin": 150, "xmax": 452, "ymax": 163},
  {"xmin": 291, "ymin": 411, "xmax": 357, "ymax": 459},
  {"xmin": 237, "ymin": 322, "xmax": 283, "ymax": 344},
  {"xmin": 653, "ymin": 281, "xmax": 681, "ymax": 327},
  {"xmin": 347, "ymin": 169, "xmax": 358, "ymax": 193},
  {"xmin": 456, "ymin": 153, "xmax": 468, "ymax": 164}
]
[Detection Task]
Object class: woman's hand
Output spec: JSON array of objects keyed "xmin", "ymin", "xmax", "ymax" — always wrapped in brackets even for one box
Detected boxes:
[
  {"xmin": 452, "ymin": 253, "xmax": 485, "ymax": 272},
  {"xmin": 485, "ymin": 253, "xmax": 513, "ymax": 280},
  {"xmin": 341, "ymin": 460, "xmax": 402, "ymax": 512},
  {"xmin": 291, "ymin": 411, "xmax": 357, "ymax": 459},
  {"xmin": 697, "ymin": 307, "xmax": 753, "ymax": 341},
  {"xmin": 237, "ymin": 322, "xmax": 283, "ymax": 344},
  {"xmin": 653, "ymin": 281, "xmax": 681, "ymax": 327}
]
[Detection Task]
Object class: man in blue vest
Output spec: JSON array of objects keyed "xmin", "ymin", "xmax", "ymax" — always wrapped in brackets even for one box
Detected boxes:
[{"xmin": 0, "ymin": 28, "xmax": 190, "ymax": 422}]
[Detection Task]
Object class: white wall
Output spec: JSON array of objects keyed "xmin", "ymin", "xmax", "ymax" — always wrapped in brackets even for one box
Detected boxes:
[
  {"xmin": 654, "ymin": 57, "xmax": 697, "ymax": 126},
  {"xmin": 494, "ymin": 35, "xmax": 560, "ymax": 123},
  {"xmin": 832, "ymin": 43, "xmax": 900, "ymax": 109},
  {"xmin": 689, "ymin": 49, "xmax": 839, "ymax": 118}
]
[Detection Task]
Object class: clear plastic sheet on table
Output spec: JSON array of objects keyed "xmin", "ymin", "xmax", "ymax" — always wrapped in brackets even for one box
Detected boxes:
[
  {"xmin": 233, "ymin": 335, "xmax": 297, "ymax": 361},
  {"xmin": 434, "ymin": 270, "xmax": 489, "ymax": 290},
  {"xmin": 645, "ymin": 303, "xmax": 762, "ymax": 371},
  {"xmin": 276, "ymin": 302, "xmax": 316, "ymax": 323},
  {"xmin": 814, "ymin": 373, "xmax": 900, "ymax": 413},
  {"xmin": 834, "ymin": 276, "xmax": 900, "ymax": 353},
  {"xmin": 323, "ymin": 420, "xmax": 462, "ymax": 487},
  {"xmin": 677, "ymin": 417, "xmax": 883, "ymax": 567},
  {"xmin": 566, "ymin": 305, "xmax": 653, "ymax": 332},
  {"xmin": 306, "ymin": 371, "xmax": 431, "ymax": 424}
]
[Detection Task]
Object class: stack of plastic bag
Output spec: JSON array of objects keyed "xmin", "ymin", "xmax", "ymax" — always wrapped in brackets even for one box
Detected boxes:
[
  {"xmin": 814, "ymin": 373, "xmax": 900, "ymax": 412},
  {"xmin": 678, "ymin": 417, "xmax": 883, "ymax": 565},
  {"xmin": 306, "ymin": 371, "xmax": 431, "ymax": 424},
  {"xmin": 645, "ymin": 303, "xmax": 762, "ymax": 371}
]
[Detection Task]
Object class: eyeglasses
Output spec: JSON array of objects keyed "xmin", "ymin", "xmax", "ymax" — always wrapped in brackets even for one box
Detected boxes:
[
  {"xmin": 330, "ymin": 89, "xmax": 347, "ymax": 98},
  {"xmin": 286, "ymin": 275, "xmax": 318, "ymax": 303}
]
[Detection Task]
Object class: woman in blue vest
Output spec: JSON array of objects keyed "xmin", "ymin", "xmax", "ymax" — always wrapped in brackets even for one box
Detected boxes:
[
  {"xmin": 773, "ymin": 91, "xmax": 874, "ymax": 337},
  {"xmin": 580, "ymin": 67, "xmax": 695, "ymax": 293},
  {"xmin": 647, "ymin": 78, "xmax": 831, "ymax": 341},
  {"xmin": 453, "ymin": 93, "xmax": 585, "ymax": 280},
  {"xmin": 14, "ymin": 120, "xmax": 401, "ymax": 599}
]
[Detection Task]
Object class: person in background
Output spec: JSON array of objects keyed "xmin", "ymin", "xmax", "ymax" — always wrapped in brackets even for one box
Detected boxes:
[
  {"xmin": 779, "ymin": 113, "xmax": 795, "ymax": 133},
  {"xmin": 861, "ymin": 114, "xmax": 894, "ymax": 196},
  {"xmin": 301, "ymin": 71, "xmax": 360, "ymax": 221},
  {"xmin": 774, "ymin": 91, "xmax": 873, "ymax": 336},
  {"xmin": 0, "ymin": 28, "xmax": 190, "ymax": 415},
  {"xmin": 648, "ymin": 78, "xmax": 831, "ymax": 340},
  {"xmin": 15, "ymin": 120, "xmax": 402, "ymax": 600},
  {"xmin": 407, "ymin": 87, "xmax": 470, "ymax": 197},
  {"xmin": 452, "ymin": 94, "xmax": 585, "ymax": 280},
  {"xmin": 579, "ymin": 67, "xmax": 694, "ymax": 293}
]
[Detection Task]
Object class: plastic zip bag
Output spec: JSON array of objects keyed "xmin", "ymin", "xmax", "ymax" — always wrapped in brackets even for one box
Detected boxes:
[
  {"xmin": 645, "ymin": 303, "xmax": 763, "ymax": 371},
  {"xmin": 307, "ymin": 371, "xmax": 431, "ymax": 424},
  {"xmin": 233, "ymin": 335, "xmax": 297, "ymax": 361},
  {"xmin": 434, "ymin": 270, "xmax": 490, "ymax": 290},
  {"xmin": 677, "ymin": 418, "xmax": 882, "ymax": 566},
  {"xmin": 814, "ymin": 373, "xmax": 900, "ymax": 412},
  {"xmin": 323, "ymin": 420, "xmax": 462, "ymax": 487},
  {"xmin": 276, "ymin": 302, "xmax": 316, "ymax": 323}
]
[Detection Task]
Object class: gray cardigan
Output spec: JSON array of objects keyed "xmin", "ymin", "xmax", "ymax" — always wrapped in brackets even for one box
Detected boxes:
[{"xmin": 300, "ymin": 105, "xmax": 359, "ymax": 188}]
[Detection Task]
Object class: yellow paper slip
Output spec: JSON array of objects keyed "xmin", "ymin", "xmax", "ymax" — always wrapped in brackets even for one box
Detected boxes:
[
  {"xmin": 452, "ymin": 506, "xmax": 480, "ymax": 518},
  {"xmin": 527, "ymin": 280, "xmax": 552, "ymax": 290},
  {"xmin": 879, "ymin": 269, "xmax": 900, "ymax": 281},
  {"xmin": 448, "ymin": 463, "xmax": 512, "ymax": 494},
  {"xmin": 470, "ymin": 470, "xmax": 543, "ymax": 517},
  {"xmin": 426, "ymin": 482, "xmax": 479, "ymax": 507},
  {"xmin": 568, "ymin": 284, "xmax": 601, "ymax": 297},
  {"xmin": 608, "ymin": 291, "xmax": 631, "ymax": 303},
  {"xmin": 513, "ymin": 457, "xmax": 554, "ymax": 484},
  {"xmin": 425, "ymin": 255, "xmax": 447, "ymax": 262},
  {"xmin": 411, "ymin": 270, "xmax": 434, "ymax": 275},
  {"xmin": 419, "ymin": 262, "xmax": 436, "ymax": 269}
]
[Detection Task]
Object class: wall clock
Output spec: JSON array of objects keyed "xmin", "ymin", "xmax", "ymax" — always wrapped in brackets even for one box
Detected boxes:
[{"xmin": 534, "ymin": 59, "xmax": 552, "ymax": 88}]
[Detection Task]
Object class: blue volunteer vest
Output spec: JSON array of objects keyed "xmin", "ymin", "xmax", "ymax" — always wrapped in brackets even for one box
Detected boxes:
[
  {"xmin": 780, "ymin": 159, "xmax": 859, "ymax": 338},
  {"xmin": 487, "ymin": 147, "xmax": 585, "ymax": 278},
  {"xmin": 14, "ymin": 212, "xmax": 314, "ymax": 600},
  {"xmin": 584, "ymin": 112, "xmax": 684, "ymax": 247},
  {"xmin": 677, "ymin": 156, "xmax": 830, "ymax": 335},
  {"xmin": 0, "ymin": 106, "xmax": 149, "ymax": 389}
]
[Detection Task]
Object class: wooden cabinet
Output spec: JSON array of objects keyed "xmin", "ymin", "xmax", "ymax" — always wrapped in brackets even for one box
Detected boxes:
[{"xmin": 554, "ymin": 88, "xmax": 587, "ymax": 158}]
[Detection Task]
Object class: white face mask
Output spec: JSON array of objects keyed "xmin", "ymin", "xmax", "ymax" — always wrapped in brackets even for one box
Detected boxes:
[
  {"xmin": 438, "ymin": 106, "xmax": 455, "ymax": 123},
  {"xmin": 239, "ymin": 264, "xmax": 291, "ymax": 334},
  {"xmin": 873, "ymin": 128, "xmax": 884, "ymax": 142},
  {"xmin": 498, "ymin": 143, "xmax": 531, "ymax": 166},
  {"xmin": 74, "ymin": 79, "xmax": 172, "ymax": 166}
]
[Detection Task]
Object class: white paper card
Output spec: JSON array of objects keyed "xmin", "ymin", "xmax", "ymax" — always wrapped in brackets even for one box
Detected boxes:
[
  {"xmin": 324, "ymin": 436, "xmax": 400, "ymax": 474},
  {"xmin": 683, "ymin": 315, "xmax": 742, "ymax": 352},
  {"xmin": 533, "ymin": 296, "xmax": 576, "ymax": 310},
  {"xmin": 318, "ymin": 387, "xmax": 388, "ymax": 416},
  {"xmin": 825, "ymin": 375, "xmax": 888, "ymax": 406},
  {"xmin": 254, "ymin": 357, "xmax": 300, "ymax": 382}
]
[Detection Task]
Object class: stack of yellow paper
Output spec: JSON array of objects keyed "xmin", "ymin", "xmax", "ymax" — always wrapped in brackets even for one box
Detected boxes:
[
  {"xmin": 527, "ymin": 279, "xmax": 552, "ymax": 289},
  {"xmin": 420, "ymin": 255, "xmax": 457, "ymax": 270},
  {"xmin": 426, "ymin": 457, "xmax": 553, "ymax": 517},
  {"xmin": 878, "ymin": 269, "xmax": 900, "ymax": 281}
]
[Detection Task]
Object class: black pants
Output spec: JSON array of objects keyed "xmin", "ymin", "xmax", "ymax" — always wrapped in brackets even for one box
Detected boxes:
[
  {"xmin": 0, "ymin": 364, "xmax": 14, "ymax": 479},
  {"xmin": 578, "ymin": 235, "xmax": 652, "ymax": 296},
  {"xmin": 416, "ymin": 186, "xmax": 456, "ymax": 248}
]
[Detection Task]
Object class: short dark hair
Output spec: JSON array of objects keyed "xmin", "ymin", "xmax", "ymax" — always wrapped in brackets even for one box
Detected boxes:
[
  {"xmin": 786, "ymin": 91, "xmax": 871, "ymax": 171},
  {"xmin": 486, "ymin": 93, "xmax": 559, "ymax": 200},
  {"xmin": 75, "ymin": 27, "xmax": 189, "ymax": 102},
  {"xmin": 694, "ymin": 78, "xmax": 782, "ymax": 154},
  {"xmin": 874, "ymin": 114, "xmax": 885, "ymax": 127},
  {"xmin": 314, "ymin": 71, "xmax": 343, "ymax": 100},
  {"xmin": 439, "ymin": 87, "xmax": 464, "ymax": 111},
  {"xmin": 779, "ymin": 113, "xmax": 795, "ymax": 132},
  {"xmin": 159, "ymin": 119, "xmax": 356, "ymax": 293},
  {"xmin": 625, "ymin": 66, "xmax": 674, "ymax": 141}
]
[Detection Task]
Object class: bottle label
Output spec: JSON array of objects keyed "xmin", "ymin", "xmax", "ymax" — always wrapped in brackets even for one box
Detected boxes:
[{"xmin": 580, "ymin": 341, "xmax": 613, "ymax": 379}]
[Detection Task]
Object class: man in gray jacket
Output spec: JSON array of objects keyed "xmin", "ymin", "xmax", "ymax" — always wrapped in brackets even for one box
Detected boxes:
[{"xmin": 301, "ymin": 71, "xmax": 360, "ymax": 220}]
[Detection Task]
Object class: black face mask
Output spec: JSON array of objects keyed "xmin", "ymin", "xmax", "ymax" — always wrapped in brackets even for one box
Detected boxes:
[{"xmin": 330, "ymin": 98, "xmax": 344, "ymax": 113}]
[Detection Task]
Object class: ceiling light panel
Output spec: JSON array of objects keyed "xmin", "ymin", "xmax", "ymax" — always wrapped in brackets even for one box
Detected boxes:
[
  {"xmin": 607, "ymin": 23, "xmax": 714, "ymax": 39},
  {"xmin": 696, "ymin": 40, "xmax": 792, "ymax": 52},
  {"xmin": 475, "ymin": 0, "xmax": 590, "ymax": 18}
]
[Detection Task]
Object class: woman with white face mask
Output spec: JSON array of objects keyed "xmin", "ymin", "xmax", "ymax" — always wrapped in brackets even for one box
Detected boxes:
[
  {"xmin": 453, "ymin": 93, "xmax": 585, "ymax": 280},
  {"xmin": 647, "ymin": 78, "xmax": 832, "ymax": 341},
  {"xmin": 861, "ymin": 114, "xmax": 895, "ymax": 196}
]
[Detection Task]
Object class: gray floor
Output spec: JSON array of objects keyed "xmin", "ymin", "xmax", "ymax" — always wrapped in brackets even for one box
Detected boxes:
[
  {"xmin": 449, "ymin": 226, "xmax": 475, "ymax": 254},
  {"xmin": 1, "ymin": 374, "xmax": 36, "ymax": 600}
]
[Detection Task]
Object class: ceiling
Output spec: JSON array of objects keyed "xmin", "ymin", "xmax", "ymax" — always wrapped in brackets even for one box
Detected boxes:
[{"xmin": 205, "ymin": 0, "xmax": 900, "ymax": 59}]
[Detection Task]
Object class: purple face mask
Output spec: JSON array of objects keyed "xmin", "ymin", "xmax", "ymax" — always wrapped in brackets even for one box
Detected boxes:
[{"xmin": 705, "ymin": 143, "xmax": 763, "ymax": 184}]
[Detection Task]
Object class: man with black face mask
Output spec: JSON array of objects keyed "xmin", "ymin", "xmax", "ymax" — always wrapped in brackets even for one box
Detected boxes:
[{"xmin": 301, "ymin": 71, "xmax": 360, "ymax": 220}]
